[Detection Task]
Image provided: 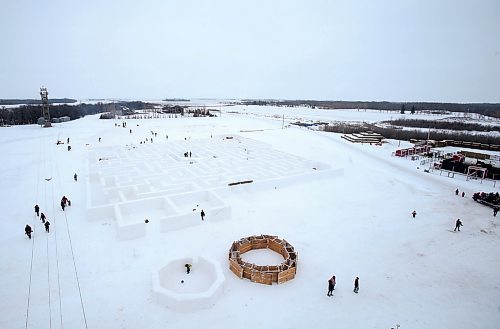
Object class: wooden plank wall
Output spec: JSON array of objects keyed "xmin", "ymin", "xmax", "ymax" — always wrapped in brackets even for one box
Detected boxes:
[{"xmin": 228, "ymin": 235, "xmax": 298, "ymax": 285}]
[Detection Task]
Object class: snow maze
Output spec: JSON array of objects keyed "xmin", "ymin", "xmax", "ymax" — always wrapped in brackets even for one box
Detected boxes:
[{"xmin": 86, "ymin": 135, "xmax": 340, "ymax": 239}]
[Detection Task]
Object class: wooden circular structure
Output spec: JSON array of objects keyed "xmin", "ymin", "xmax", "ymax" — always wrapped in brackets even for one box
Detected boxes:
[{"xmin": 228, "ymin": 234, "xmax": 298, "ymax": 285}]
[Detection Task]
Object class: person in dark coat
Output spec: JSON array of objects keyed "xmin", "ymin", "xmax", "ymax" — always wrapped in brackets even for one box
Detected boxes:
[
  {"xmin": 461, "ymin": 191, "xmax": 465, "ymax": 198},
  {"xmin": 455, "ymin": 188, "xmax": 459, "ymax": 196},
  {"xmin": 25, "ymin": 225, "xmax": 33, "ymax": 239},
  {"xmin": 412, "ymin": 210, "xmax": 417, "ymax": 218},
  {"xmin": 185, "ymin": 263, "xmax": 192, "ymax": 274},
  {"xmin": 74, "ymin": 173, "xmax": 78, "ymax": 181},
  {"xmin": 34, "ymin": 204, "xmax": 40, "ymax": 217},
  {"xmin": 327, "ymin": 276, "xmax": 336, "ymax": 296},
  {"xmin": 44, "ymin": 221, "xmax": 50, "ymax": 233},
  {"xmin": 454, "ymin": 219, "xmax": 463, "ymax": 232},
  {"xmin": 201, "ymin": 209, "xmax": 205, "ymax": 221},
  {"xmin": 40, "ymin": 213, "xmax": 46, "ymax": 223},
  {"xmin": 353, "ymin": 277, "xmax": 359, "ymax": 294}
]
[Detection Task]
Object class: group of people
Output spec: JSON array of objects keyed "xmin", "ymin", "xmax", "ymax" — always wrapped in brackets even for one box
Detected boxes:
[
  {"xmin": 455, "ymin": 188, "xmax": 465, "ymax": 198},
  {"xmin": 26, "ymin": 204, "xmax": 52, "ymax": 239},
  {"xmin": 27, "ymin": 194, "xmax": 72, "ymax": 239},
  {"xmin": 453, "ymin": 189, "xmax": 465, "ymax": 232},
  {"xmin": 327, "ymin": 276, "xmax": 359, "ymax": 296},
  {"xmin": 411, "ymin": 189, "xmax": 467, "ymax": 231},
  {"xmin": 61, "ymin": 196, "xmax": 71, "ymax": 211}
]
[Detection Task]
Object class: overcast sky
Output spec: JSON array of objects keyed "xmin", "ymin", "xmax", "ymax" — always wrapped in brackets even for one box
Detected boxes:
[{"xmin": 1, "ymin": 0, "xmax": 499, "ymax": 102}]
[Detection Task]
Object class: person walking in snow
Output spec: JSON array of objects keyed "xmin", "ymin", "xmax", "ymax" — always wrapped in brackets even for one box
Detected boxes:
[
  {"xmin": 99, "ymin": 137, "xmax": 101, "ymax": 142},
  {"xmin": 201, "ymin": 209, "xmax": 205, "ymax": 221},
  {"xmin": 454, "ymin": 218, "xmax": 463, "ymax": 232},
  {"xmin": 353, "ymin": 277, "xmax": 359, "ymax": 294},
  {"xmin": 34, "ymin": 204, "xmax": 40, "ymax": 217},
  {"xmin": 40, "ymin": 212, "xmax": 46, "ymax": 223},
  {"xmin": 74, "ymin": 173, "xmax": 78, "ymax": 181},
  {"xmin": 185, "ymin": 263, "xmax": 192, "ymax": 274},
  {"xmin": 455, "ymin": 188, "xmax": 459, "ymax": 196},
  {"xmin": 412, "ymin": 210, "xmax": 417, "ymax": 218},
  {"xmin": 327, "ymin": 275, "xmax": 336, "ymax": 296},
  {"xmin": 461, "ymin": 191, "xmax": 465, "ymax": 198},
  {"xmin": 44, "ymin": 221, "xmax": 50, "ymax": 233},
  {"xmin": 25, "ymin": 225, "xmax": 33, "ymax": 239}
]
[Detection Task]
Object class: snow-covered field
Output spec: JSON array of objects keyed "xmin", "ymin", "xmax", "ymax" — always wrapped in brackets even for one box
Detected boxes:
[{"xmin": 1, "ymin": 106, "xmax": 499, "ymax": 329}]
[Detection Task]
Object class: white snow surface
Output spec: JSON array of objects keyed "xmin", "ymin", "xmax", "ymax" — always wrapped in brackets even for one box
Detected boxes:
[{"xmin": 1, "ymin": 107, "xmax": 499, "ymax": 329}]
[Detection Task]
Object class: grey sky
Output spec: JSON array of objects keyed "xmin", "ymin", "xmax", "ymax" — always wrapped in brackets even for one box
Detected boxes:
[{"xmin": 1, "ymin": 0, "xmax": 499, "ymax": 102}]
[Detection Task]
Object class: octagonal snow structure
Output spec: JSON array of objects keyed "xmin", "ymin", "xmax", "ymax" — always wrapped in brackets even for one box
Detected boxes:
[{"xmin": 152, "ymin": 256, "xmax": 225, "ymax": 312}]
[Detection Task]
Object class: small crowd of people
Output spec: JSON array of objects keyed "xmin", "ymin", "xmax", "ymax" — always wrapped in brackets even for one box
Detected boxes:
[
  {"xmin": 27, "ymin": 193, "xmax": 73, "ymax": 239},
  {"xmin": 327, "ymin": 276, "xmax": 359, "ymax": 296},
  {"xmin": 26, "ymin": 204, "xmax": 52, "ymax": 239},
  {"xmin": 411, "ymin": 188, "xmax": 474, "ymax": 231},
  {"xmin": 455, "ymin": 188, "xmax": 466, "ymax": 198},
  {"xmin": 472, "ymin": 191, "xmax": 499, "ymax": 217}
]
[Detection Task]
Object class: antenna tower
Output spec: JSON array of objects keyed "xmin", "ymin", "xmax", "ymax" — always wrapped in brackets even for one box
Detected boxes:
[{"xmin": 40, "ymin": 87, "xmax": 52, "ymax": 127}]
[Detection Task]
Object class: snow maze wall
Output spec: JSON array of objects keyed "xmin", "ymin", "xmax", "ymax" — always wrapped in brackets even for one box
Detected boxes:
[{"xmin": 86, "ymin": 135, "xmax": 342, "ymax": 239}]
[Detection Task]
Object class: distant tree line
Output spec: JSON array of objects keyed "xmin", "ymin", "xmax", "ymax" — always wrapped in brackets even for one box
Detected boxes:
[
  {"xmin": 115, "ymin": 101, "xmax": 158, "ymax": 110},
  {"xmin": 384, "ymin": 119, "xmax": 500, "ymax": 132},
  {"xmin": 0, "ymin": 101, "xmax": 159, "ymax": 125},
  {"xmin": 0, "ymin": 98, "xmax": 77, "ymax": 105},
  {"xmin": 163, "ymin": 98, "xmax": 190, "ymax": 102},
  {"xmin": 240, "ymin": 100, "xmax": 500, "ymax": 119},
  {"xmin": 0, "ymin": 104, "xmax": 88, "ymax": 125},
  {"xmin": 188, "ymin": 109, "xmax": 216, "ymax": 117},
  {"xmin": 322, "ymin": 122, "xmax": 500, "ymax": 145}
]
